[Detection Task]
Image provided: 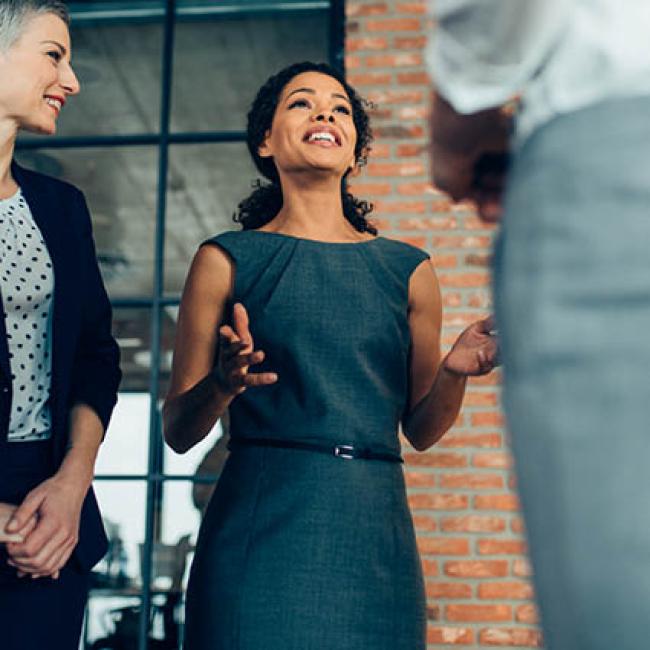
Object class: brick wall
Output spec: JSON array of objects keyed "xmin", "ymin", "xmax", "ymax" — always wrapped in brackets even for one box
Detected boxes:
[{"xmin": 345, "ymin": 1, "xmax": 544, "ymax": 647}]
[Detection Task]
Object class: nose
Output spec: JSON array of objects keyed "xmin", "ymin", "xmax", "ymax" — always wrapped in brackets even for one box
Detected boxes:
[
  {"xmin": 314, "ymin": 111, "xmax": 335, "ymax": 124},
  {"xmin": 60, "ymin": 61, "xmax": 80, "ymax": 96}
]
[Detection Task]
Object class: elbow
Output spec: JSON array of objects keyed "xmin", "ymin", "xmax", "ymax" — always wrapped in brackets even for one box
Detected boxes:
[{"xmin": 162, "ymin": 402, "xmax": 190, "ymax": 455}]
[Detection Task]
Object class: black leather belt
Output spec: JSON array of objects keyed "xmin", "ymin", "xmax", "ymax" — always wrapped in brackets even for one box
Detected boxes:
[{"xmin": 228, "ymin": 437, "xmax": 403, "ymax": 464}]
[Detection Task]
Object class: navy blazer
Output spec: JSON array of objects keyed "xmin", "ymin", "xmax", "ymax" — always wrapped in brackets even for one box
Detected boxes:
[{"xmin": 0, "ymin": 161, "xmax": 121, "ymax": 570}]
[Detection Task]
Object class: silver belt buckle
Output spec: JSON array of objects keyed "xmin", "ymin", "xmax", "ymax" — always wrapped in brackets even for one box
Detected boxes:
[{"xmin": 334, "ymin": 444, "xmax": 355, "ymax": 460}]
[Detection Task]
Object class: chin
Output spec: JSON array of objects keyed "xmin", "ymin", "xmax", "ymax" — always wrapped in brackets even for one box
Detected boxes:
[{"xmin": 21, "ymin": 121, "xmax": 57, "ymax": 136}]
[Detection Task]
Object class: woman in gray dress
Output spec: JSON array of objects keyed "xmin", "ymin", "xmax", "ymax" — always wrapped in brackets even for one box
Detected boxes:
[{"xmin": 164, "ymin": 62, "xmax": 498, "ymax": 649}]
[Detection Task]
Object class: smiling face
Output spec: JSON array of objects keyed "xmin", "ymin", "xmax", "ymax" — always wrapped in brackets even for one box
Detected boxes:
[
  {"xmin": 258, "ymin": 71, "xmax": 358, "ymax": 179},
  {"xmin": 0, "ymin": 12, "xmax": 79, "ymax": 135}
]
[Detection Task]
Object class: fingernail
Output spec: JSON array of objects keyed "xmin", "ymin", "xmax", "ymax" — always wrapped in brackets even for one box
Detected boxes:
[{"xmin": 6, "ymin": 519, "xmax": 18, "ymax": 532}]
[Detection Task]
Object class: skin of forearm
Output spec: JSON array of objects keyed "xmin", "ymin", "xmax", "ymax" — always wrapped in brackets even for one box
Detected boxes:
[
  {"xmin": 163, "ymin": 372, "xmax": 234, "ymax": 454},
  {"xmin": 56, "ymin": 404, "xmax": 104, "ymax": 492},
  {"xmin": 403, "ymin": 362, "xmax": 467, "ymax": 451}
]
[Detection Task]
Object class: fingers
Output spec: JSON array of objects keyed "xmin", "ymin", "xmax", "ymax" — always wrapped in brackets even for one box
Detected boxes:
[
  {"xmin": 7, "ymin": 525, "xmax": 75, "ymax": 577},
  {"xmin": 5, "ymin": 492, "xmax": 44, "ymax": 534},
  {"xmin": 232, "ymin": 303, "xmax": 252, "ymax": 350}
]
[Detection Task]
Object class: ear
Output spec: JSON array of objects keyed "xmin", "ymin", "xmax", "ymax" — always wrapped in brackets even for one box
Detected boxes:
[
  {"xmin": 346, "ymin": 160, "xmax": 362, "ymax": 179},
  {"xmin": 258, "ymin": 129, "xmax": 273, "ymax": 159}
]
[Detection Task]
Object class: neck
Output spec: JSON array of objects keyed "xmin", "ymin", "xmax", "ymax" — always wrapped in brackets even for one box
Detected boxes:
[
  {"xmin": 270, "ymin": 172, "xmax": 360, "ymax": 240},
  {"xmin": 0, "ymin": 119, "xmax": 18, "ymax": 193}
]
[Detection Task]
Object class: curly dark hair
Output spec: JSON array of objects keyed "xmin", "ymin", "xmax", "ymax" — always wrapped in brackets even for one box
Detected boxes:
[{"xmin": 235, "ymin": 61, "xmax": 376, "ymax": 234}]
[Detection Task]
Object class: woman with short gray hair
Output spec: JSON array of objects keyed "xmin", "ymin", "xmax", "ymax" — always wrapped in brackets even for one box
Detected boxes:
[{"xmin": 0, "ymin": 2, "xmax": 121, "ymax": 648}]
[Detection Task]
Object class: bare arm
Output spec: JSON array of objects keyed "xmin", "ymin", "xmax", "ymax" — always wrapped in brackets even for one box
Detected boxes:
[
  {"xmin": 163, "ymin": 245, "xmax": 276, "ymax": 454},
  {"xmin": 402, "ymin": 260, "xmax": 498, "ymax": 450}
]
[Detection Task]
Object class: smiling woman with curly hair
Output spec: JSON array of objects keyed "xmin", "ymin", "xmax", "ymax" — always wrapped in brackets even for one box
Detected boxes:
[{"xmin": 164, "ymin": 61, "xmax": 498, "ymax": 649}]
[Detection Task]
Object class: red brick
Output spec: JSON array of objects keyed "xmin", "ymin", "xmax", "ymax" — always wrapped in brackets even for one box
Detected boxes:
[
  {"xmin": 446, "ymin": 604, "xmax": 512, "ymax": 622},
  {"xmin": 421, "ymin": 558, "xmax": 439, "ymax": 576},
  {"xmin": 405, "ymin": 471, "xmax": 436, "ymax": 488},
  {"xmin": 366, "ymin": 89, "xmax": 424, "ymax": 105},
  {"xmin": 478, "ymin": 539, "xmax": 528, "ymax": 555},
  {"xmin": 473, "ymin": 452, "xmax": 513, "ymax": 469},
  {"xmin": 464, "ymin": 214, "xmax": 498, "ymax": 231},
  {"xmin": 432, "ymin": 235, "xmax": 493, "ymax": 249},
  {"xmin": 413, "ymin": 514, "xmax": 438, "ymax": 531},
  {"xmin": 439, "ymin": 473, "xmax": 504, "ymax": 490},
  {"xmin": 404, "ymin": 452, "xmax": 467, "ymax": 468},
  {"xmin": 442, "ymin": 292, "xmax": 463, "ymax": 308},
  {"xmin": 375, "ymin": 124, "xmax": 425, "ymax": 138},
  {"xmin": 367, "ymin": 143, "xmax": 391, "ymax": 159},
  {"xmin": 430, "ymin": 197, "xmax": 455, "ymax": 212},
  {"xmin": 517, "ymin": 604, "xmax": 540, "ymax": 624},
  {"xmin": 513, "ymin": 558, "xmax": 534, "ymax": 578},
  {"xmin": 441, "ymin": 515, "xmax": 506, "ymax": 534},
  {"xmin": 439, "ymin": 273, "xmax": 490, "ymax": 288},
  {"xmin": 394, "ymin": 35, "xmax": 428, "ymax": 49},
  {"xmin": 366, "ymin": 53, "xmax": 423, "ymax": 68},
  {"xmin": 468, "ymin": 370, "xmax": 502, "ymax": 386},
  {"xmin": 346, "ymin": 36, "xmax": 389, "ymax": 52},
  {"xmin": 438, "ymin": 432, "xmax": 502, "ymax": 449},
  {"xmin": 445, "ymin": 560, "xmax": 509, "ymax": 578},
  {"xmin": 397, "ymin": 143, "xmax": 426, "ymax": 157},
  {"xmin": 433, "ymin": 253, "xmax": 458, "ymax": 269},
  {"xmin": 396, "ymin": 2, "xmax": 427, "ymax": 14},
  {"xmin": 397, "ymin": 183, "xmax": 435, "ymax": 196},
  {"xmin": 427, "ymin": 604, "xmax": 441, "ymax": 621},
  {"xmin": 347, "ymin": 181, "xmax": 391, "ymax": 196},
  {"xmin": 478, "ymin": 582, "xmax": 535, "ymax": 600},
  {"xmin": 465, "ymin": 252, "xmax": 492, "ymax": 267},
  {"xmin": 374, "ymin": 200, "xmax": 427, "ymax": 215},
  {"xmin": 462, "ymin": 392, "xmax": 499, "ymax": 408},
  {"xmin": 418, "ymin": 537, "xmax": 470, "ymax": 555},
  {"xmin": 471, "ymin": 411, "xmax": 505, "ymax": 427},
  {"xmin": 479, "ymin": 628, "xmax": 544, "ymax": 647},
  {"xmin": 367, "ymin": 162, "xmax": 425, "ymax": 177},
  {"xmin": 426, "ymin": 582, "xmax": 473, "ymax": 599},
  {"xmin": 367, "ymin": 105, "xmax": 393, "ymax": 119},
  {"xmin": 511, "ymin": 517, "xmax": 526, "ymax": 535},
  {"xmin": 392, "ymin": 234, "xmax": 427, "ymax": 248},
  {"xmin": 347, "ymin": 71, "xmax": 393, "ymax": 86},
  {"xmin": 474, "ymin": 494, "xmax": 520, "ymax": 512},
  {"xmin": 397, "ymin": 70, "xmax": 431, "ymax": 84},
  {"xmin": 409, "ymin": 493, "xmax": 469, "ymax": 510},
  {"xmin": 468, "ymin": 292, "xmax": 493, "ymax": 308},
  {"xmin": 345, "ymin": 54, "xmax": 362, "ymax": 70},
  {"xmin": 366, "ymin": 18, "xmax": 422, "ymax": 32},
  {"xmin": 427, "ymin": 626, "xmax": 474, "ymax": 645},
  {"xmin": 398, "ymin": 105, "xmax": 428, "ymax": 120},
  {"xmin": 345, "ymin": 2, "xmax": 388, "ymax": 17},
  {"xmin": 399, "ymin": 216, "xmax": 458, "ymax": 229}
]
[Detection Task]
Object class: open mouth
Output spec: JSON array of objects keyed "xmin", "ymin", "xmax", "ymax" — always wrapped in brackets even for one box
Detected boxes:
[
  {"xmin": 44, "ymin": 96, "xmax": 64, "ymax": 112},
  {"xmin": 303, "ymin": 127, "xmax": 341, "ymax": 147}
]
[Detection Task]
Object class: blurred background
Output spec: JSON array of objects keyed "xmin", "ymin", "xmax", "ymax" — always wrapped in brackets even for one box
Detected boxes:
[{"xmin": 17, "ymin": 0, "xmax": 341, "ymax": 647}]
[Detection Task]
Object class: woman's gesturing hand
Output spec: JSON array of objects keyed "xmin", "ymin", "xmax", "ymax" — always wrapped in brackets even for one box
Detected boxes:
[
  {"xmin": 213, "ymin": 303, "xmax": 278, "ymax": 396},
  {"xmin": 443, "ymin": 316, "xmax": 500, "ymax": 376}
]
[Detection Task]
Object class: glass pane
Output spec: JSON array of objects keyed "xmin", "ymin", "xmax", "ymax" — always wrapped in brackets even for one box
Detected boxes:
[
  {"xmin": 163, "ymin": 419, "xmax": 225, "ymax": 479},
  {"xmin": 170, "ymin": 11, "xmax": 330, "ymax": 133},
  {"xmin": 14, "ymin": 148, "xmax": 158, "ymax": 299},
  {"xmin": 92, "ymin": 480, "xmax": 147, "ymax": 590},
  {"xmin": 97, "ymin": 392, "xmax": 150, "ymax": 476},
  {"xmin": 164, "ymin": 143, "xmax": 258, "ymax": 294}
]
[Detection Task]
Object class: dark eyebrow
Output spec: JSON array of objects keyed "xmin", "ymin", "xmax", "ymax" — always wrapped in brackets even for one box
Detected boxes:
[
  {"xmin": 286, "ymin": 87, "xmax": 352, "ymax": 106},
  {"xmin": 41, "ymin": 40, "xmax": 67, "ymax": 56}
]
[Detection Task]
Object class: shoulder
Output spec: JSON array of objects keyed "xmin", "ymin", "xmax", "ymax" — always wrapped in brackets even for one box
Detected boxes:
[
  {"xmin": 373, "ymin": 236, "xmax": 431, "ymax": 279},
  {"xmin": 14, "ymin": 162, "xmax": 83, "ymax": 201}
]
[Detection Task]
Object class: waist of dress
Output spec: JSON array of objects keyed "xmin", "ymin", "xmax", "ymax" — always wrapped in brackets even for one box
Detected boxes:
[{"xmin": 228, "ymin": 436, "xmax": 403, "ymax": 464}]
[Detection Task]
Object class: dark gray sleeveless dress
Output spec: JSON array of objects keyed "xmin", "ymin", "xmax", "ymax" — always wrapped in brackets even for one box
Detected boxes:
[{"xmin": 184, "ymin": 230, "xmax": 429, "ymax": 650}]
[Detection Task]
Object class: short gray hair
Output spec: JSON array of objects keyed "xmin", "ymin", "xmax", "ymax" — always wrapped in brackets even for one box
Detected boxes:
[{"xmin": 0, "ymin": 1, "xmax": 70, "ymax": 52}]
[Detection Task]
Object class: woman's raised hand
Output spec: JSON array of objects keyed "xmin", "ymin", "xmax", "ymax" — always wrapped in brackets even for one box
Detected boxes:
[
  {"xmin": 443, "ymin": 315, "xmax": 500, "ymax": 376},
  {"xmin": 213, "ymin": 303, "xmax": 278, "ymax": 396}
]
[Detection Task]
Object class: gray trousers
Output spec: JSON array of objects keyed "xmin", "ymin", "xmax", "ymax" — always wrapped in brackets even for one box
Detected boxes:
[{"xmin": 494, "ymin": 96, "xmax": 650, "ymax": 650}]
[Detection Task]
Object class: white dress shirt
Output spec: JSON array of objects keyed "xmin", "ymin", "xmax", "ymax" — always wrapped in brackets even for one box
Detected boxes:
[{"xmin": 427, "ymin": 0, "xmax": 650, "ymax": 143}]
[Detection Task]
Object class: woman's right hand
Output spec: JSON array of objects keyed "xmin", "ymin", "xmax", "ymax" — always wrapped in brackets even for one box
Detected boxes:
[{"xmin": 213, "ymin": 303, "xmax": 277, "ymax": 396}]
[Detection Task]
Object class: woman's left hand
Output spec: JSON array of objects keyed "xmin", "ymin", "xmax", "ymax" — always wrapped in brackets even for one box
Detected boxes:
[
  {"xmin": 4, "ymin": 474, "xmax": 85, "ymax": 580},
  {"xmin": 443, "ymin": 316, "xmax": 499, "ymax": 376}
]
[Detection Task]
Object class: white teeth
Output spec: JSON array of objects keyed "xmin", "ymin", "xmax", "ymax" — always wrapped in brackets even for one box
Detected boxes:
[
  {"xmin": 308, "ymin": 132, "xmax": 336, "ymax": 144},
  {"xmin": 45, "ymin": 97, "xmax": 62, "ymax": 110}
]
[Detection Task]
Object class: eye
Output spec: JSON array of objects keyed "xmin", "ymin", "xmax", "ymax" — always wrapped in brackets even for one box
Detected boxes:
[
  {"xmin": 334, "ymin": 104, "xmax": 351, "ymax": 116},
  {"xmin": 288, "ymin": 98, "xmax": 310, "ymax": 109},
  {"xmin": 46, "ymin": 50, "xmax": 62, "ymax": 63}
]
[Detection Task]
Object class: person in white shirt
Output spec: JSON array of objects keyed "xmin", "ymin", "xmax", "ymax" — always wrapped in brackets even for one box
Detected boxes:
[{"xmin": 427, "ymin": 2, "xmax": 650, "ymax": 649}]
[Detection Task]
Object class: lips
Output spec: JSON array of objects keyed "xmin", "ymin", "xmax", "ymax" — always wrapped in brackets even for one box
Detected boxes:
[
  {"xmin": 303, "ymin": 125, "xmax": 342, "ymax": 146},
  {"xmin": 44, "ymin": 94, "xmax": 65, "ymax": 112}
]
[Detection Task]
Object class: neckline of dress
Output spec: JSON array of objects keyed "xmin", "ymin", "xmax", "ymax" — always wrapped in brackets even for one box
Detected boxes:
[
  {"xmin": 248, "ymin": 229, "xmax": 383, "ymax": 247},
  {"xmin": 0, "ymin": 187, "xmax": 22, "ymax": 205}
]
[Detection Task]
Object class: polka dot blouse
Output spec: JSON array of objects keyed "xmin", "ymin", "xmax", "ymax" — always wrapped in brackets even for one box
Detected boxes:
[{"xmin": 0, "ymin": 189, "xmax": 54, "ymax": 442}]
